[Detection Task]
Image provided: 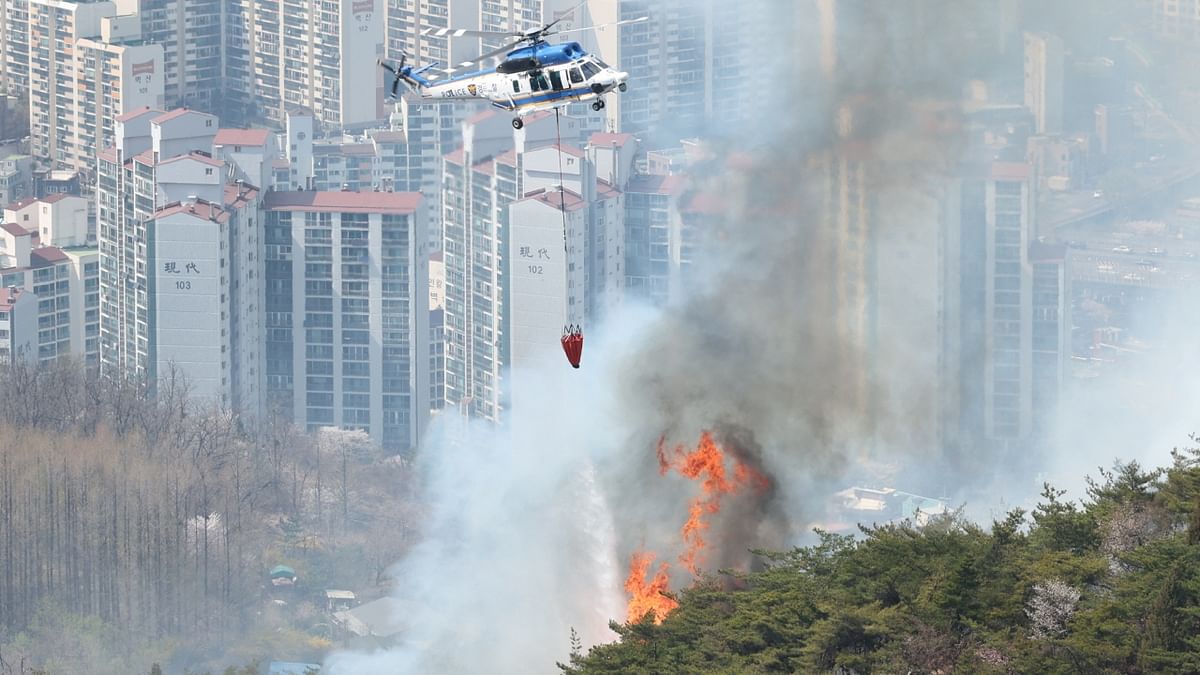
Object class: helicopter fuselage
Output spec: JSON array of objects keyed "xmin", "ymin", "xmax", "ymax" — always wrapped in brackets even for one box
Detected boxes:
[{"xmin": 389, "ymin": 41, "xmax": 629, "ymax": 117}]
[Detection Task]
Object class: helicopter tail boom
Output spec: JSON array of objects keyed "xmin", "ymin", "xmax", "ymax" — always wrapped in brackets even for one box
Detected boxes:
[{"xmin": 379, "ymin": 58, "xmax": 434, "ymax": 97}]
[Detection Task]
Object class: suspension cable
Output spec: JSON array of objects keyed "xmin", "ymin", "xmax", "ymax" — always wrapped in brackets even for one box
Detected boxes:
[{"xmin": 555, "ymin": 106, "xmax": 568, "ymax": 254}]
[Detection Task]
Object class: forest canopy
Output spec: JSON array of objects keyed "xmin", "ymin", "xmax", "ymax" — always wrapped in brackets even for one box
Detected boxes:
[{"xmin": 561, "ymin": 449, "xmax": 1200, "ymax": 674}]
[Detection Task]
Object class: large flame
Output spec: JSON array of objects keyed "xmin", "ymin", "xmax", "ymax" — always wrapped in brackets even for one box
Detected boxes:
[
  {"xmin": 626, "ymin": 431, "xmax": 771, "ymax": 623},
  {"xmin": 623, "ymin": 551, "xmax": 679, "ymax": 624},
  {"xmin": 660, "ymin": 430, "xmax": 769, "ymax": 574}
]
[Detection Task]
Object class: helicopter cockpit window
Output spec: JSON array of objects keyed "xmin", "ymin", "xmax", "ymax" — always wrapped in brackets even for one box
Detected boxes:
[
  {"xmin": 593, "ymin": 57, "xmax": 611, "ymax": 69},
  {"xmin": 569, "ymin": 67, "xmax": 584, "ymax": 84},
  {"xmin": 548, "ymin": 70, "xmax": 564, "ymax": 91},
  {"xmin": 580, "ymin": 62, "xmax": 600, "ymax": 79}
]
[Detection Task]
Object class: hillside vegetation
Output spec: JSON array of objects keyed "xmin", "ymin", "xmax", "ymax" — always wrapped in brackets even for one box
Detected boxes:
[{"xmin": 563, "ymin": 450, "xmax": 1200, "ymax": 674}]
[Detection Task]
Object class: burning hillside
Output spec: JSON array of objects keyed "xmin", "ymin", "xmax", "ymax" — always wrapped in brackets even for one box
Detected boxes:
[{"xmin": 625, "ymin": 429, "xmax": 778, "ymax": 624}]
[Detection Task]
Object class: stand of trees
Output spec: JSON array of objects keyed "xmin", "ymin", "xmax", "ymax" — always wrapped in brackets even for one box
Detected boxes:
[
  {"xmin": 0, "ymin": 359, "xmax": 420, "ymax": 674},
  {"xmin": 562, "ymin": 450, "xmax": 1200, "ymax": 674}
]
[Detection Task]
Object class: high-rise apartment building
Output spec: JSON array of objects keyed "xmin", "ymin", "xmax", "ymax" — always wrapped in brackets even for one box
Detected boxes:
[
  {"xmin": 1, "ymin": 0, "xmax": 31, "ymax": 93},
  {"xmin": 98, "ymin": 107, "xmax": 264, "ymax": 412},
  {"xmin": 111, "ymin": 0, "xmax": 224, "ymax": 112},
  {"xmin": 262, "ymin": 190, "xmax": 428, "ymax": 451},
  {"xmin": 585, "ymin": 0, "xmax": 775, "ymax": 139},
  {"xmin": 0, "ymin": 285, "xmax": 36, "ymax": 362},
  {"xmin": 0, "ymin": 195, "xmax": 100, "ymax": 364},
  {"xmin": 954, "ymin": 161, "xmax": 1066, "ymax": 459},
  {"xmin": 146, "ymin": 187, "xmax": 261, "ymax": 409},
  {"xmin": 0, "ymin": 154, "xmax": 34, "ymax": 205},
  {"xmin": 28, "ymin": 0, "xmax": 165, "ymax": 178},
  {"xmin": 1023, "ymin": 32, "xmax": 1064, "ymax": 135},
  {"xmin": 225, "ymin": 0, "xmax": 385, "ymax": 127},
  {"xmin": 1152, "ymin": 0, "xmax": 1200, "ymax": 43},
  {"xmin": 440, "ymin": 110, "xmax": 583, "ymax": 419}
]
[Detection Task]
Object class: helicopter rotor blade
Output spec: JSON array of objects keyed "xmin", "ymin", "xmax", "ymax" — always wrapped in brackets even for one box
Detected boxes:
[
  {"xmin": 544, "ymin": 15, "xmax": 649, "ymax": 38},
  {"xmin": 421, "ymin": 27, "xmax": 526, "ymax": 39},
  {"xmin": 540, "ymin": 0, "xmax": 589, "ymax": 35},
  {"xmin": 439, "ymin": 37, "xmax": 527, "ymax": 76}
]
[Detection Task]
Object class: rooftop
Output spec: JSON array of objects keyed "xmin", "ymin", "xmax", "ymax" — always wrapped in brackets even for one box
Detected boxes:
[
  {"xmin": 626, "ymin": 174, "xmax": 687, "ymax": 196},
  {"xmin": 263, "ymin": 190, "xmax": 422, "ymax": 214},
  {"xmin": 522, "ymin": 187, "xmax": 587, "ymax": 212},
  {"xmin": 115, "ymin": 106, "xmax": 160, "ymax": 123},
  {"xmin": 153, "ymin": 108, "xmax": 207, "ymax": 125},
  {"xmin": 224, "ymin": 182, "xmax": 260, "ymax": 210},
  {"xmin": 5, "ymin": 197, "xmax": 38, "ymax": 211},
  {"xmin": 589, "ymin": 132, "xmax": 635, "ymax": 147},
  {"xmin": 0, "ymin": 223, "xmax": 29, "ymax": 237},
  {"xmin": 214, "ymin": 128, "xmax": 272, "ymax": 147},
  {"xmin": 154, "ymin": 199, "xmax": 230, "ymax": 224},
  {"xmin": 0, "ymin": 286, "xmax": 27, "ymax": 308},
  {"xmin": 158, "ymin": 151, "xmax": 224, "ymax": 169},
  {"xmin": 30, "ymin": 247, "xmax": 69, "ymax": 267}
]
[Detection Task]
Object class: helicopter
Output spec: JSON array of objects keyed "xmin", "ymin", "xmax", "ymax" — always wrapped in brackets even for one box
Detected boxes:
[{"xmin": 378, "ymin": 11, "xmax": 647, "ymax": 129}]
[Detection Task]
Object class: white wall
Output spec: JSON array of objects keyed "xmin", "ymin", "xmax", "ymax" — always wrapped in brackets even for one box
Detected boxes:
[
  {"xmin": 508, "ymin": 197, "xmax": 584, "ymax": 372},
  {"xmin": 155, "ymin": 156, "xmax": 224, "ymax": 205},
  {"xmin": 153, "ymin": 210, "xmax": 224, "ymax": 401},
  {"xmin": 152, "ymin": 110, "xmax": 218, "ymax": 160},
  {"xmin": 341, "ymin": 0, "xmax": 385, "ymax": 124}
]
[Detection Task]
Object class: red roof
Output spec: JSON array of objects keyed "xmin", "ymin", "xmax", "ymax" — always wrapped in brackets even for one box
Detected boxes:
[
  {"xmin": 30, "ymin": 247, "xmax": 69, "ymax": 267},
  {"xmin": 522, "ymin": 187, "xmax": 587, "ymax": 212},
  {"xmin": 467, "ymin": 109, "xmax": 500, "ymax": 126},
  {"xmin": 40, "ymin": 193, "xmax": 72, "ymax": 204},
  {"xmin": 96, "ymin": 147, "xmax": 119, "ymax": 164},
  {"xmin": 626, "ymin": 174, "xmax": 686, "ymax": 196},
  {"xmin": 115, "ymin": 106, "xmax": 159, "ymax": 123},
  {"xmin": 214, "ymin": 128, "xmax": 272, "ymax": 147},
  {"xmin": 263, "ymin": 190, "xmax": 422, "ymax": 214},
  {"xmin": 1, "ymin": 223, "xmax": 30, "ymax": 237},
  {"xmin": 589, "ymin": 132, "xmax": 634, "ymax": 147},
  {"xmin": 528, "ymin": 143, "xmax": 584, "ymax": 159},
  {"xmin": 681, "ymin": 191, "xmax": 727, "ymax": 215},
  {"xmin": 429, "ymin": 250, "xmax": 443, "ymax": 262},
  {"xmin": 224, "ymin": 183, "xmax": 260, "ymax": 210},
  {"xmin": 494, "ymin": 149, "xmax": 518, "ymax": 167},
  {"xmin": 4, "ymin": 197, "xmax": 37, "ymax": 211},
  {"xmin": 133, "ymin": 149, "xmax": 156, "ymax": 166},
  {"xmin": 154, "ymin": 199, "xmax": 230, "ymax": 224},
  {"xmin": 159, "ymin": 152, "xmax": 224, "ymax": 168},
  {"xmin": 444, "ymin": 148, "xmax": 466, "ymax": 165},
  {"xmin": 152, "ymin": 108, "xmax": 204, "ymax": 125},
  {"xmin": 0, "ymin": 286, "xmax": 27, "ymax": 308},
  {"xmin": 472, "ymin": 160, "xmax": 495, "ymax": 176},
  {"xmin": 595, "ymin": 179, "xmax": 621, "ymax": 201},
  {"xmin": 991, "ymin": 161, "xmax": 1031, "ymax": 181}
]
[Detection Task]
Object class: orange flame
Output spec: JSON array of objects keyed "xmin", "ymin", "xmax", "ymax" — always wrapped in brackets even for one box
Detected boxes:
[
  {"xmin": 623, "ymin": 551, "xmax": 679, "ymax": 624},
  {"xmin": 659, "ymin": 431, "xmax": 769, "ymax": 574},
  {"xmin": 625, "ymin": 431, "xmax": 772, "ymax": 623}
]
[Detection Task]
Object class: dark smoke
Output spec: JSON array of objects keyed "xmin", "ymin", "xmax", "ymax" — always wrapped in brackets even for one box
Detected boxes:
[{"xmin": 607, "ymin": 0, "xmax": 1005, "ymax": 560}]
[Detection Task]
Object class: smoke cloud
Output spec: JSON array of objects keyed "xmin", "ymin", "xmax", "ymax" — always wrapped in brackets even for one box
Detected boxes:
[{"xmin": 326, "ymin": 0, "xmax": 1077, "ymax": 671}]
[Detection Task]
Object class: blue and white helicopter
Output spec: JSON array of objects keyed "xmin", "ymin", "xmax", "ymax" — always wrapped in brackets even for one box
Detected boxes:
[{"xmin": 378, "ymin": 12, "xmax": 647, "ymax": 129}]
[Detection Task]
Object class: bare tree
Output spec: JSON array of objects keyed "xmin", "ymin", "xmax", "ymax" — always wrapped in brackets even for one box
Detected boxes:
[{"xmin": 1026, "ymin": 579, "xmax": 1082, "ymax": 640}]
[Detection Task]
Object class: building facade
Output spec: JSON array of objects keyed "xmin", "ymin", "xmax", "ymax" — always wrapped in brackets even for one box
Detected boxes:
[
  {"xmin": 0, "ymin": 285, "xmax": 36, "ymax": 363},
  {"xmin": 111, "ymin": 0, "xmax": 224, "ymax": 112},
  {"xmin": 29, "ymin": 0, "xmax": 166, "ymax": 178},
  {"xmin": 225, "ymin": 0, "xmax": 385, "ymax": 127},
  {"xmin": 1, "ymin": 0, "xmax": 31, "ymax": 93},
  {"xmin": 98, "ymin": 107, "xmax": 266, "ymax": 414},
  {"xmin": 0, "ymin": 203, "xmax": 100, "ymax": 365},
  {"xmin": 263, "ymin": 190, "xmax": 428, "ymax": 451},
  {"xmin": 1023, "ymin": 32, "xmax": 1064, "ymax": 136}
]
